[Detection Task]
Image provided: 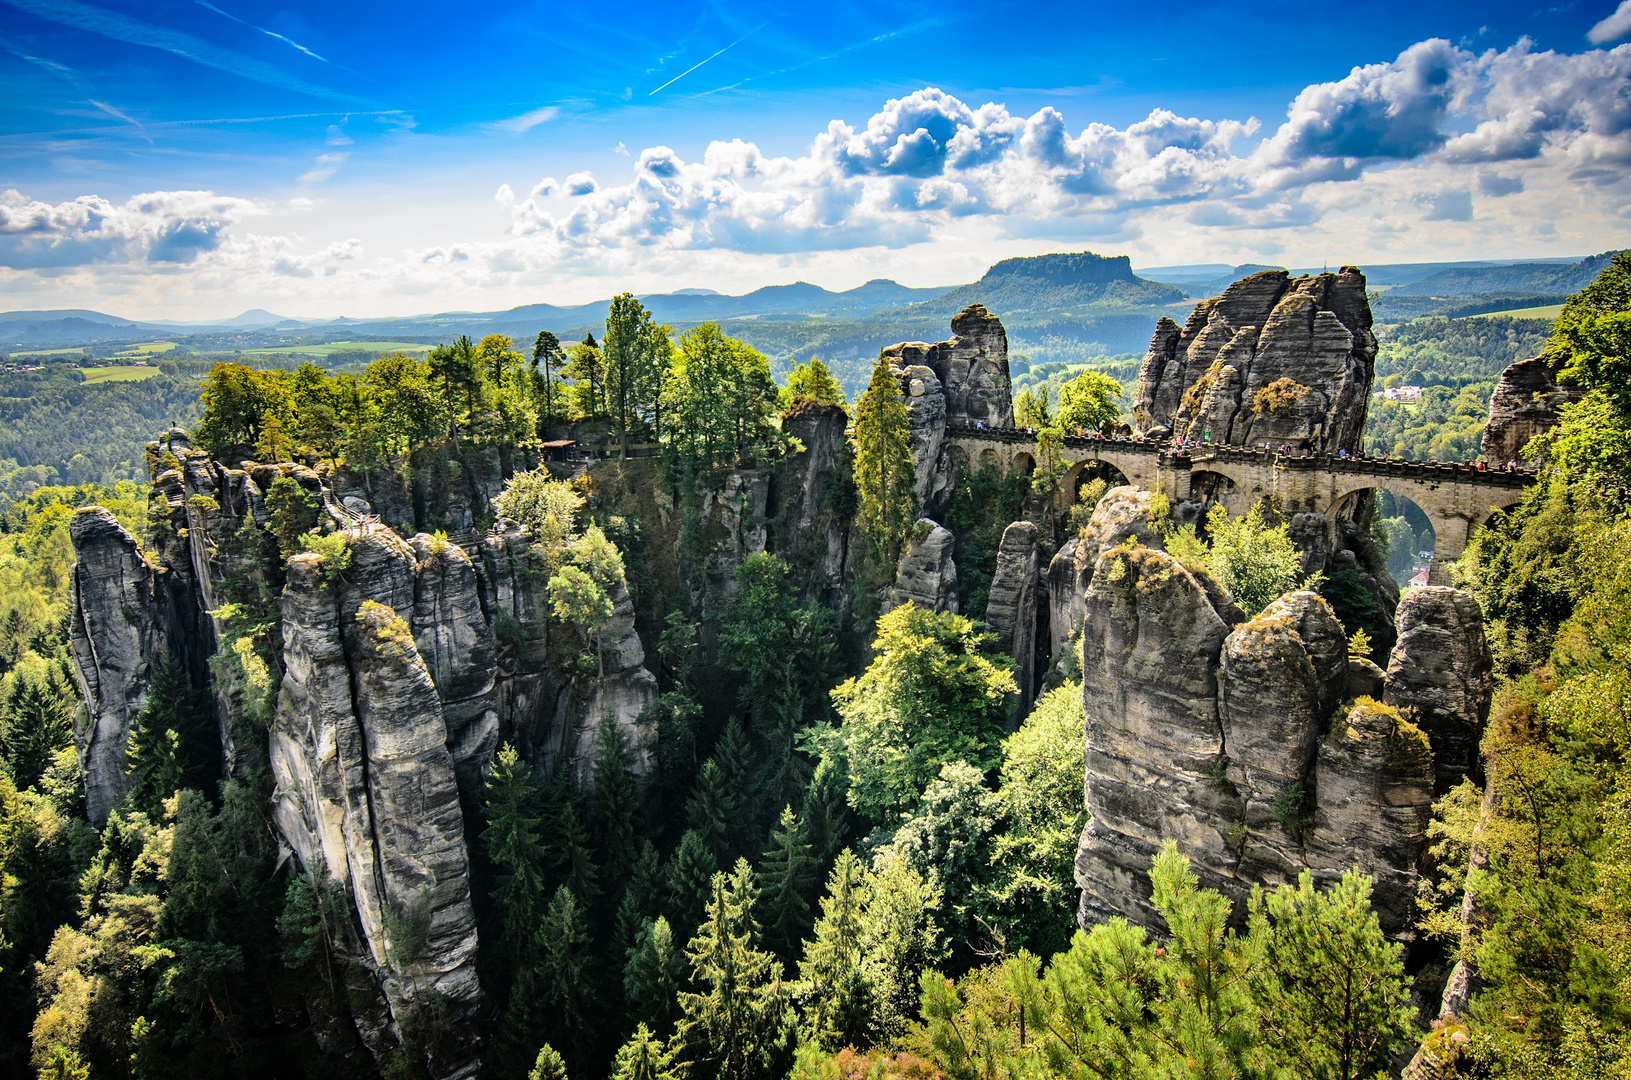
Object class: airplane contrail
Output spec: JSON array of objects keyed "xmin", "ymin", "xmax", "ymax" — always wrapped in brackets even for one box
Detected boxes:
[{"xmin": 649, "ymin": 23, "xmax": 767, "ymax": 96}]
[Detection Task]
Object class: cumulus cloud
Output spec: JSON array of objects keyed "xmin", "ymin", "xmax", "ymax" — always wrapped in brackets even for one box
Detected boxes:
[
  {"xmin": 501, "ymin": 37, "xmax": 1630, "ymax": 259},
  {"xmin": 1590, "ymin": 1, "xmax": 1631, "ymax": 45},
  {"xmin": 0, "ymin": 188, "xmax": 258, "ymax": 269}
]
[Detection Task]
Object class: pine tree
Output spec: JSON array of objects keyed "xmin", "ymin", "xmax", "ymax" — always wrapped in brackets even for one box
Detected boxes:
[
  {"xmin": 540, "ymin": 886, "xmax": 597, "ymax": 1072},
  {"xmin": 677, "ymin": 860, "xmax": 791, "ymax": 1080},
  {"xmin": 800, "ymin": 755, "xmax": 852, "ymax": 869},
  {"xmin": 686, "ymin": 761, "xmax": 737, "ymax": 862},
  {"xmin": 544, "ymin": 781, "xmax": 599, "ymax": 909},
  {"xmin": 666, "ymin": 828, "xmax": 718, "ymax": 945},
  {"xmin": 797, "ymin": 849, "xmax": 872, "ymax": 1052},
  {"xmin": 612, "ymin": 1024, "xmax": 678, "ymax": 1080},
  {"xmin": 623, "ymin": 915, "xmax": 683, "ymax": 1035},
  {"xmin": 125, "ymin": 650, "xmax": 215, "ymax": 813},
  {"xmin": 485, "ymin": 745, "xmax": 553, "ymax": 1076},
  {"xmin": 853, "ymin": 357, "xmax": 916, "ymax": 562},
  {"xmin": 593, "ymin": 721, "xmax": 641, "ymax": 897},
  {"xmin": 528, "ymin": 1044, "xmax": 568, "ymax": 1080},
  {"xmin": 756, "ymin": 806, "xmax": 814, "ymax": 964},
  {"xmin": 614, "ymin": 842, "xmax": 665, "ymax": 963}
]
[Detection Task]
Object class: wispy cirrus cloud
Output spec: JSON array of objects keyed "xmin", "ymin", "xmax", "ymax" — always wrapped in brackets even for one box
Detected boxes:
[
  {"xmin": 492, "ymin": 106, "xmax": 559, "ymax": 135},
  {"xmin": 1, "ymin": 0, "xmax": 361, "ymax": 103}
]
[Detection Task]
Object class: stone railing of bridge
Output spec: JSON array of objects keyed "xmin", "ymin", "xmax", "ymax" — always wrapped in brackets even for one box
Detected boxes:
[{"xmin": 944, "ymin": 422, "xmax": 1536, "ymax": 584}]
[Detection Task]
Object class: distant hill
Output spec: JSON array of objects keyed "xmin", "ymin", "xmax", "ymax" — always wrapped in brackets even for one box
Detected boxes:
[{"xmin": 1390, "ymin": 251, "xmax": 1622, "ymax": 297}]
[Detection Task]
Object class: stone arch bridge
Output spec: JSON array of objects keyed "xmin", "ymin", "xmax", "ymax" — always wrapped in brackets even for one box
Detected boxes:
[{"xmin": 946, "ymin": 425, "xmax": 1536, "ymax": 584}]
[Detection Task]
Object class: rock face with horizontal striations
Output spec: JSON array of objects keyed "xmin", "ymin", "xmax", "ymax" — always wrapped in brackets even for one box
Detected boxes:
[
  {"xmin": 1133, "ymin": 269, "xmax": 1376, "ymax": 453},
  {"xmin": 770, "ymin": 402, "xmax": 855, "ymax": 597},
  {"xmin": 408, "ymin": 534, "xmax": 499, "ymax": 802},
  {"xmin": 1218, "ymin": 592, "xmax": 1348, "ymax": 883},
  {"xmin": 985, "ymin": 521, "xmax": 1040, "ymax": 720},
  {"xmin": 1384, "ymin": 587, "xmax": 1493, "ymax": 796},
  {"xmin": 1480, "ymin": 355, "xmax": 1585, "ymax": 464},
  {"xmin": 67, "ymin": 507, "xmax": 164, "ymax": 826},
  {"xmin": 887, "ymin": 521, "xmax": 959, "ymax": 615},
  {"xmin": 67, "ymin": 429, "xmax": 670, "ymax": 1076}
]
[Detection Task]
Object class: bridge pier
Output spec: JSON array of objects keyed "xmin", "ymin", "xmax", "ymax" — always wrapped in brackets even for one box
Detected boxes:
[{"xmin": 1427, "ymin": 515, "xmax": 1475, "ymax": 586}]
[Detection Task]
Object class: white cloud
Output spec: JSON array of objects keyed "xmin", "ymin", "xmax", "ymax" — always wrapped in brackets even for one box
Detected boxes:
[
  {"xmin": 0, "ymin": 188, "xmax": 259, "ymax": 269},
  {"xmin": 6, "ymin": 34, "xmax": 1631, "ymax": 318},
  {"xmin": 1590, "ymin": 1, "xmax": 1631, "ymax": 45},
  {"xmin": 299, "ymin": 152, "xmax": 349, "ymax": 183},
  {"xmin": 494, "ymin": 106, "xmax": 559, "ymax": 135}
]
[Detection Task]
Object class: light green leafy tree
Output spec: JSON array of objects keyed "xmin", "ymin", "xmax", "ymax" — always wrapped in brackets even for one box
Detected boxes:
[
  {"xmin": 853, "ymin": 358, "xmax": 917, "ymax": 562},
  {"xmin": 831, "ymin": 603, "xmax": 1016, "ymax": 821}
]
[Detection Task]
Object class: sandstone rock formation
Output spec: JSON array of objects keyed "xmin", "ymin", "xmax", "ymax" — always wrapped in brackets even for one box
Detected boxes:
[
  {"xmin": 68, "ymin": 507, "xmax": 165, "ymax": 825},
  {"xmin": 1075, "ymin": 536, "xmax": 1482, "ymax": 937},
  {"xmin": 270, "ymin": 547, "xmax": 480, "ymax": 1077},
  {"xmin": 881, "ymin": 303, "xmax": 1013, "ymax": 429},
  {"xmin": 1133, "ymin": 269, "xmax": 1376, "ymax": 453},
  {"xmin": 985, "ymin": 521, "xmax": 1040, "ymax": 718},
  {"xmin": 879, "ymin": 305, "xmax": 1014, "ymax": 521},
  {"xmin": 1480, "ymin": 354, "xmax": 1585, "ymax": 464},
  {"xmin": 1384, "ymin": 586, "xmax": 1493, "ymax": 795},
  {"xmin": 887, "ymin": 521, "xmax": 958, "ymax": 614},
  {"xmin": 68, "ymin": 433, "xmax": 665, "ymax": 1075},
  {"xmin": 1304, "ymin": 698, "xmax": 1435, "ymax": 931},
  {"xmin": 770, "ymin": 402, "xmax": 855, "ymax": 597},
  {"xmin": 1077, "ymin": 544, "xmax": 1241, "ymax": 927}
]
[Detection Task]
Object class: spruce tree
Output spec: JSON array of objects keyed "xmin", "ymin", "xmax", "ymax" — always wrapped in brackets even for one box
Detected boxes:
[
  {"xmin": 623, "ymin": 916, "xmax": 682, "ymax": 1035},
  {"xmin": 124, "ymin": 650, "xmax": 215, "ymax": 813},
  {"xmin": 756, "ymin": 806, "xmax": 815, "ymax": 964},
  {"xmin": 800, "ymin": 755, "xmax": 852, "ymax": 869},
  {"xmin": 540, "ymin": 886, "xmax": 597, "ymax": 1073},
  {"xmin": 544, "ymin": 781, "xmax": 599, "ymax": 909},
  {"xmin": 614, "ymin": 841, "xmax": 665, "ymax": 963},
  {"xmin": 666, "ymin": 828, "xmax": 718, "ymax": 945},
  {"xmin": 612, "ymin": 1024, "xmax": 678, "ymax": 1080},
  {"xmin": 685, "ymin": 761, "xmax": 737, "ymax": 861},
  {"xmin": 677, "ymin": 860, "xmax": 791, "ymax": 1080},
  {"xmin": 593, "ymin": 721, "xmax": 640, "ymax": 897},
  {"xmin": 797, "ymin": 849, "xmax": 871, "ymax": 1052},
  {"xmin": 485, "ymin": 746, "xmax": 553, "ymax": 1076},
  {"xmin": 528, "ymin": 1044, "xmax": 568, "ymax": 1080},
  {"xmin": 853, "ymin": 357, "xmax": 916, "ymax": 562}
]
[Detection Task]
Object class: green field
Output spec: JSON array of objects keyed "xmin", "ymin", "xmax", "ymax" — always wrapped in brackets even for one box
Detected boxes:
[
  {"xmin": 81, "ymin": 365, "xmax": 164, "ymax": 383},
  {"xmin": 110, "ymin": 341, "xmax": 178, "ymax": 356},
  {"xmin": 241, "ymin": 340, "xmax": 435, "ymax": 359},
  {"xmin": 1467, "ymin": 303, "xmax": 1566, "ymax": 320}
]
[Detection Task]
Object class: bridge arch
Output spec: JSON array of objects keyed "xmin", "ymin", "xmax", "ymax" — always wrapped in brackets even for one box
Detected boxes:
[
  {"xmin": 1065, "ymin": 458, "xmax": 1132, "ymax": 501},
  {"xmin": 1324, "ymin": 472, "xmax": 1527, "ymax": 584}
]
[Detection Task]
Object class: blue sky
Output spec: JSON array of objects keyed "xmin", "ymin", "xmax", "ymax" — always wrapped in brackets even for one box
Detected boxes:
[{"xmin": 3, "ymin": 0, "xmax": 1630, "ymax": 318}]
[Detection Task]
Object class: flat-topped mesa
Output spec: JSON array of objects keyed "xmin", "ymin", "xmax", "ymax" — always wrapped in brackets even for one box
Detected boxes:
[
  {"xmin": 881, "ymin": 303, "xmax": 1014, "ymax": 430},
  {"xmin": 1133, "ymin": 268, "xmax": 1376, "ymax": 454}
]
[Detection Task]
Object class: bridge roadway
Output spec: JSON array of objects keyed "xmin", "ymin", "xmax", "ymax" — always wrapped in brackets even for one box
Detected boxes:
[{"xmin": 945, "ymin": 423, "xmax": 1536, "ymax": 585}]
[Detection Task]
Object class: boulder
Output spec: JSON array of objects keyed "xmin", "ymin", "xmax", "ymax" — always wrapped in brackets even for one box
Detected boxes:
[
  {"xmin": 1133, "ymin": 269, "xmax": 1376, "ymax": 453},
  {"xmin": 67, "ymin": 508, "xmax": 164, "ymax": 826},
  {"xmin": 1384, "ymin": 587, "xmax": 1493, "ymax": 795},
  {"xmin": 887, "ymin": 521, "xmax": 959, "ymax": 614},
  {"xmin": 1480, "ymin": 355, "xmax": 1584, "ymax": 464},
  {"xmin": 985, "ymin": 521, "xmax": 1040, "ymax": 718}
]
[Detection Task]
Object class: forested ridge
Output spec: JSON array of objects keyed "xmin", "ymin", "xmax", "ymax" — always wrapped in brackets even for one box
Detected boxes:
[{"xmin": 0, "ymin": 258, "xmax": 1627, "ymax": 1080}]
